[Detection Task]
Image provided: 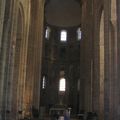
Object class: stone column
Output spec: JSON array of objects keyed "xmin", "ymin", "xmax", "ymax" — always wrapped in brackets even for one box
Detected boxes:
[
  {"xmin": 0, "ymin": 0, "xmax": 14, "ymax": 120},
  {"xmin": 99, "ymin": 11, "xmax": 104, "ymax": 120},
  {"xmin": 80, "ymin": 0, "xmax": 87, "ymax": 112},
  {"xmin": 0, "ymin": 0, "xmax": 6, "ymax": 52},
  {"xmin": 5, "ymin": 1, "xmax": 18, "ymax": 119},
  {"xmin": 25, "ymin": 0, "xmax": 44, "ymax": 116},
  {"xmin": 81, "ymin": 0, "xmax": 95, "ymax": 112},
  {"xmin": 104, "ymin": 0, "xmax": 111, "ymax": 119},
  {"xmin": 116, "ymin": 0, "xmax": 120, "ymax": 119},
  {"xmin": 110, "ymin": 0, "xmax": 118, "ymax": 120},
  {"xmin": 32, "ymin": 0, "xmax": 44, "ymax": 110},
  {"xmin": 0, "ymin": 0, "xmax": 6, "ymax": 118},
  {"xmin": 18, "ymin": 1, "xmax": 31, "ymax": 119}
]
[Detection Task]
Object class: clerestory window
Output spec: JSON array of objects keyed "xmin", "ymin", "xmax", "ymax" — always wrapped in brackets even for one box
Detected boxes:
[
  {"xmin": 59, "ymin": 78, "xmax": 66, "ymax": 92},
  {"xmin": 42, "ymin": 76, "xmax": 46, "ymax": 89},
  {"xmin": 45, "ymin": 27, "xmax": 50, "ymax": 39},
  {"xmin": 60, "ymin": 30, "xmax": 67, "ymax": 42},
  {"xmin": 77, "ymin": 28, "xmax": 81, "ymax": 40}
]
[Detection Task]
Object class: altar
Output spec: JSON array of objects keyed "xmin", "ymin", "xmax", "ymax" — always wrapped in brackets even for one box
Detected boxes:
[{"xmin": 49, "ymin": 107, "xmax": 65, "ymax": 115}]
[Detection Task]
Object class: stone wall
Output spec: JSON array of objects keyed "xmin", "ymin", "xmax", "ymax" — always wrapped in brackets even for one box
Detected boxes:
[
  {"xmin": 0, "ymin": 0, "xmax": 44, "ymax": 119},
  {"xmin": 80, "ymin": 0, "xmax": 119, "ymax": 120}
]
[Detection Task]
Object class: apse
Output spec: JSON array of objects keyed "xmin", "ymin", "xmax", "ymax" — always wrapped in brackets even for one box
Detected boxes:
[{"xmin": 45, "ymin": 0, "xmax": 81, "ymax": 27}]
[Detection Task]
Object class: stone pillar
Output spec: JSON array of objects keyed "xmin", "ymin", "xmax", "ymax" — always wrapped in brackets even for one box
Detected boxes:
[
  {"xmin": 18, "ymin": 1, "xmax": 31, "ymax": 119},
  {"xmin": 0, "ymin": 0, "xmax": 6, "ymax": 52},
  {"xmin": 92, "ymin": 1, "xmax": 102, "ymax": 116},
  {"xmin": 104, "ymin": 0, "xmax": 111, "ymax": 119},
  {"xmin": 32, "ymin": 0, "xmax": 44, "ymax": 110},
  {"xmin": 25, "ymin": 0, "xmax": 44, "ymax": 116},
  {"xmin": 0, "ymin": 0, "xmax": 6, "ymax": 118},
  {"xmin": 110, "ymin": 0, "xmax": 118, "ymax": 120},
  {"xmin": 116, "ymin": 0, "xmax": 120, "ymax": 119},
  {"xmin": 80, "ymin": 0, "xmax": 95, "ymax": 112},
  {"xmin": 99, "ymin": 11, "xmax": 104, "ymax": 120},
  {"xmin": 80, "ymin": 0, "xmax": 88, "ymax": 112},
  {"xmin": 0, "ymin": 0, "xmax": 14, "ymax": 120},
  {"xmin": 5, "ymin": 1, "xmax": 19, "ymax": 120}
]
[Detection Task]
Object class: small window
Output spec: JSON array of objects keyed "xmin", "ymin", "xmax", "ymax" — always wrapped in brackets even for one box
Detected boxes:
[
  {"xmin": 60, "ymin": 30, "xmax": 67, "ymax": 41},
  {"xmin": 59, "ymin": 78, "xmax": 66, "ymax": 91},
  {"xmin": 77, "ymin": 28, "xmax": 81, "ymax": 40},
  {"xmin": 45, "ymin": 27, "xmax": 50, "ymax": 39},
  {"xmin": 42, "ymin": 76, "xmax": 46, "ymax": 89}
]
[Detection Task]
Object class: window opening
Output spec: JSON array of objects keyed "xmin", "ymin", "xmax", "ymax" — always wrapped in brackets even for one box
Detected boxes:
[
  {"xmin": 42, "ymin": 76, "xmax": 46, "ymax": 89},
  {"xmin": 77, "ymin": 28, "xmax": 81, "ymax": 40},
  {"xmin": 45, "ymin": 27, "xmax": 50, "ymax": 39},
  {"xmin": 60, "ymin": 30, "xmax": 67, "ymax": 41},
  {"xmin": 59, "ymin": 78, "xmax": 66, "ymax": 91}
]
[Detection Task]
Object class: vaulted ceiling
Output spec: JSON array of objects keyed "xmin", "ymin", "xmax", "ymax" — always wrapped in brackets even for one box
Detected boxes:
[{"xmin": 45, "ymin": 0, "xmax": 81, "ymax": 27}]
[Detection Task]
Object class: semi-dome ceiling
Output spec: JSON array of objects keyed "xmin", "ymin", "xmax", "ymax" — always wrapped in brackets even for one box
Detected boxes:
[{"xmin": 45, "ymin": 0, "xmax": 81, "ymax": 27}]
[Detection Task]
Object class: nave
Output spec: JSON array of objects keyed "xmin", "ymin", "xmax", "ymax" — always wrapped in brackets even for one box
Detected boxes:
[{"xmin": 0, "ymin": 0, "xmax": 120, "ymax": 120}]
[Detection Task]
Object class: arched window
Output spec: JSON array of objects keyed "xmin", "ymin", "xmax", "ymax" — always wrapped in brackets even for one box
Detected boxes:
[
  {"xmin": 77, "ymin": 28, "xmax": 81, "ymax": 40},
  {"xmin": 45, "ymin": 26, "xmax": 50, "ymax": 39},
  {"xmin": 59, "ymin": 78, "xmax": 66, "ymax": 91},
  {"xmin": 42, "ymin": 76, "xmax": 46, "ymax": 89},
  {"xmin": 60, "ymin": 30, "xmax": 67, "ymax": 41}
]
